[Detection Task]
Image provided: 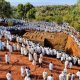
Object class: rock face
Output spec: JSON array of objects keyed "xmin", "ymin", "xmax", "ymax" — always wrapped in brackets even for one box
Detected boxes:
[
  {"xmin": 65, "ymin": 36, "xmax": 80, "ymax": 57},
  {"xmin": 23, "ymin": 30, "xmax": 80, "ymax": 57},
  {"xmin": 23, "ymin": 30, "xmax": 68, "ymax": 50}
]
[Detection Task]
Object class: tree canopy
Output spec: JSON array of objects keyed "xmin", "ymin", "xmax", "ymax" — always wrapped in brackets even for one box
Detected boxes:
[
  {"xmin": 0, "ymin": 0, "xmax": 80, "ymax": 32},
  {"xmin": 0, "ymin": 0, "xmax": 12, "ymax": 18}
]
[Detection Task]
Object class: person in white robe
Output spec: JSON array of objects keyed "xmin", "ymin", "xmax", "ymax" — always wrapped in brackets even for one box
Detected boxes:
[
  {"xmin": 42, "ymin": 48, "xmax": 45, "ymax": 55},
  {"xmin": 21, "ymin": 66, "xmax": 25, "ymax": 77},
  {"xmin": 78, "ymin": 59, "xmax": 80, "ymax": 66},
  {"xmin": 36, "ymin": 46, "xmax": 41, "ymax": 54},
  {"xmin": 68, "ymin": 56, "xmax": 72, "ymax": 62},
  {"xmin": 32, "ymin": 59, "xmax": 36, "ymax": 66},
  {"xmin": 49, "ymin": 62, "xmax": 54, "ymax": 72},
  {"xmin": 33, "ymin": 52, "xmax": 38, "ymax": 62},
  {"xmin": 13, "ymin": 43, "xmax": 17, "ymax": 51},
  {"xmin": 46, "ymin": 49, "xmax": 50, "ymax": 55},
  {"xmin": 30, "ymin": 47, "xmax": 34, "ymax": 54},
  {"xmin": 0, "ymin": 40, "xmax": 2, "ymax": 50},
  {"xmin": 56, "ymin": 52, "xmax": 62, "ymax": 59},
  {"xmin": 59, "ymin": 71, "xmax": 66, "ymax": 80},
  {"xmin": 2, "ymin": 41, "xmax": 6, "ymax": 50},
  {"xmin": 61, "ymin": 56, "xmax": 64, "ymax": 62},
  {"xmin": 28, "ymin": 53, "xmax": 33, "ymax": 61},
  {"xmin": 40, "ymin": 53, "xmax": 43, "ymax": 59},
  {"xmin": 43, "ymin": 70, "xmax": 48, "ymax": 80},
  {"xmin": 23, "ymin": 48, "xmax": 28, "ymax": 56},
  {"xmin": 25, "ymin": 67, "xmax": 31, "ymax": 77},
  {"xmin": 76, "ymin": 70, "xmax": 80, "ymax": 80},
  {"xmin": 17, "ymin": 43, "xmax": 20, "ymax": 51},
  {"xmin": 24, "ymin": 76, "xmax": 31, "ymax": 80},
  {"xmin": 62, "ymin": 53, "xmax": 66, "ymax": 61},
  {"xmin": 59, "ymin": 73, "xmax": 63, "ymax": 80},
  {"xmin": 5, "ymin": 53, "xmax": 10, "ymax": 64},
  {"xmin": 16, "ymin": 36, "xmax": 19, "ymax": 42},
  {"xmin": 39, "ymin": 57, "xmax": 43, "ymax": 67},
  {"xmin": 72, "ymin": 56, "xmax": 77, "ymax": 65},
  {"xmin": 63, "ymin": 68, "xmax": 67, "ymax": 75},
  {"xmin": 66, "ymin": 73, "xmax": 71, "ymax": 80},
  {"xmin": 53, "ymin": 49, "xmax": 57, "ymax": 56},
  {"xmin": 47, "ymin": 74, "xmax": 54, "ymax": 80},
  {"xmin": 71, "ymin": 73, "xmax": 75, "ymax": 80},
  {"xmin": 0, "ymin": 41, "xmax": 4, "ymax": 50},
  {"xmin": 69, "ymin": 61, "xmax": 73, "ymax": 69},
  {"xmin": 9, "ymin": 45, "xmax": 13, "ymax": 53},
  {"xmin": 6, "ymin": 40, "xmax": 9, "ymax": 50},
  {"xmin": 6, "ymin": 71, "xmax": 12, "ymax": 80},
  {"xmin": 64, "ymin": 60, "xmax": 69, "ymax": 69},
  {"xmin": 21, "ymin": 47, "xmax": 24, "ymax": 55}
]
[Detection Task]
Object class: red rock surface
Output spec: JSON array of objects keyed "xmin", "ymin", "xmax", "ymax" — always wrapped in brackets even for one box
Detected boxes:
[
  {"xmin": 24, "ymin": 30, "xmax": 80, "ymax": 57},
  {"xmin": 65, "ymin": 36, "xmax": 80, "ymax": 57}
]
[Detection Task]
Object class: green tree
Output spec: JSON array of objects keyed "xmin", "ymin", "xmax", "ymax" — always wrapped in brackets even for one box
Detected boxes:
[
  {"xmin": 24, "ymin": 3, "xmax": 34, "ymax": 19},
  {"xmin": 0, "ymin": 0, "xmax": 12, "ymax": 18},
  {"xmin": 26, "ymin": 8, "xmax": 36, "ymax": 20},
  {"xmin": 17, "ymin": 4, "xmax": 24, "ymax": 19},
  {"xmin": 55, "ymin": 16, "xmax": 63, "ymax": 24}
]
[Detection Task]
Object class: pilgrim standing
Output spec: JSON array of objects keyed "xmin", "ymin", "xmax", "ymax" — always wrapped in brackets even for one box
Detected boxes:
[
  {"xmin": 21, "ymin": 66, "xmax": 25, "ymax": 77},
  {"xmin": 43, "ymin": 69, "xmax": 48, "ymax": 80},
  {"xmin": 39, "ymin": 57, "xmax": 43, "ymax": 67},
  {"xmin": 24, "ymin": 76, "xmax": 32, "ymax": 80},
  {"xmin": 47, "ymin": 74, "xmax": 54, "ymax": 80},
  {"xmin": 33, "ymin": 52, "xmax": 38, "ymax": 62},
  {"xmin": 49, "ymin": 62, "xmax": 54, "ymax": 72},
  {"xmin": 64, "ymin": 60, "xmax": 69, "ymax": 69},
  {"xmin": 76, "ymin": 70, "xmax": 80, "ymax": 80},
  {"xmin": 25, "ymin": 67, "xmax": 31, "ymax": 77},
  {"xmin": 66, "ymin": 73, "xmax": 71, "ymax": 80},
  {"xmin": 71, "ymin": 73, "xmax": 75, "ymax": 80},
  {"xmin": 5, "ymin": 52, "xmax": 10, "ymax": 64},
  {"xmin": 28, "ymin": 53, "xmax": 33, "ymax": 61},
  {"xmin": 6, "ymin": 71, "xmax": 12, "ymax": 80}
]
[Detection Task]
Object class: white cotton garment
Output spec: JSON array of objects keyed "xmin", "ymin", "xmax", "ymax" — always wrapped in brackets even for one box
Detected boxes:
[
  {"xmin": 43, "ymin": 71, "xmax": 48, "ymax": 80},
  {"xmin": 6, "ymin": 73, "xmax": 12, "ymax": 80},
  {"xmin": 21, "ymin": 66, "xmax": 25, "ymax": 77},
  {"xmin": 49, "ymin": 63, "xmax": 54, "ymax": 71},
  {"xmin": 5, "ymin": 54, "xmax": 10, "ymax": 63},
  {"xmin": 28, "ymin": 53, "xmax": 33, "ymax": 61},
  {"xmin": 76, "ymin": 71, "xmax": 80, "ymax": 79},
  {"xmin": 64, "ymin": 61, "xmax": 69, "ymax": 69},
  {"xmin": 24, "ymin": 76, "xmax": 31, "ymax": 80},
  {"xmin": 33, "ymin": 53, "xmax": 38, "ymax": 61},
  {"xmin": 47, "ymin": 76, "xmax": 54, "ymax": 80},
  {"xmin": 39, "ymin": 57, "xmax": 42, "ymax": 64}
]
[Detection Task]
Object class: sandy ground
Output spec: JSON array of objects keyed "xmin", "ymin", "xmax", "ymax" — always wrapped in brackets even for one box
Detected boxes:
[{"xmin": 0, "ymin": 50, "xmax": 80, "ymax": 80}]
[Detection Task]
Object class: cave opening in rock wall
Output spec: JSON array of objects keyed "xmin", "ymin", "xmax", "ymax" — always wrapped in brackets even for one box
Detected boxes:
[{"xmin": 44, "ymin": 38, "xmax": 53, "ymax": 48}]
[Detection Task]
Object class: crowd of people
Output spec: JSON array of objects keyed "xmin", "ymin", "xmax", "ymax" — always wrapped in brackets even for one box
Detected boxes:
[
  {"xmin": 0, "ymin": 18, "xmax": 80, "ymax": 48},
  {"xmin": 0, "ymin": 18, "xmax": 80, "ymax": 80}
]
